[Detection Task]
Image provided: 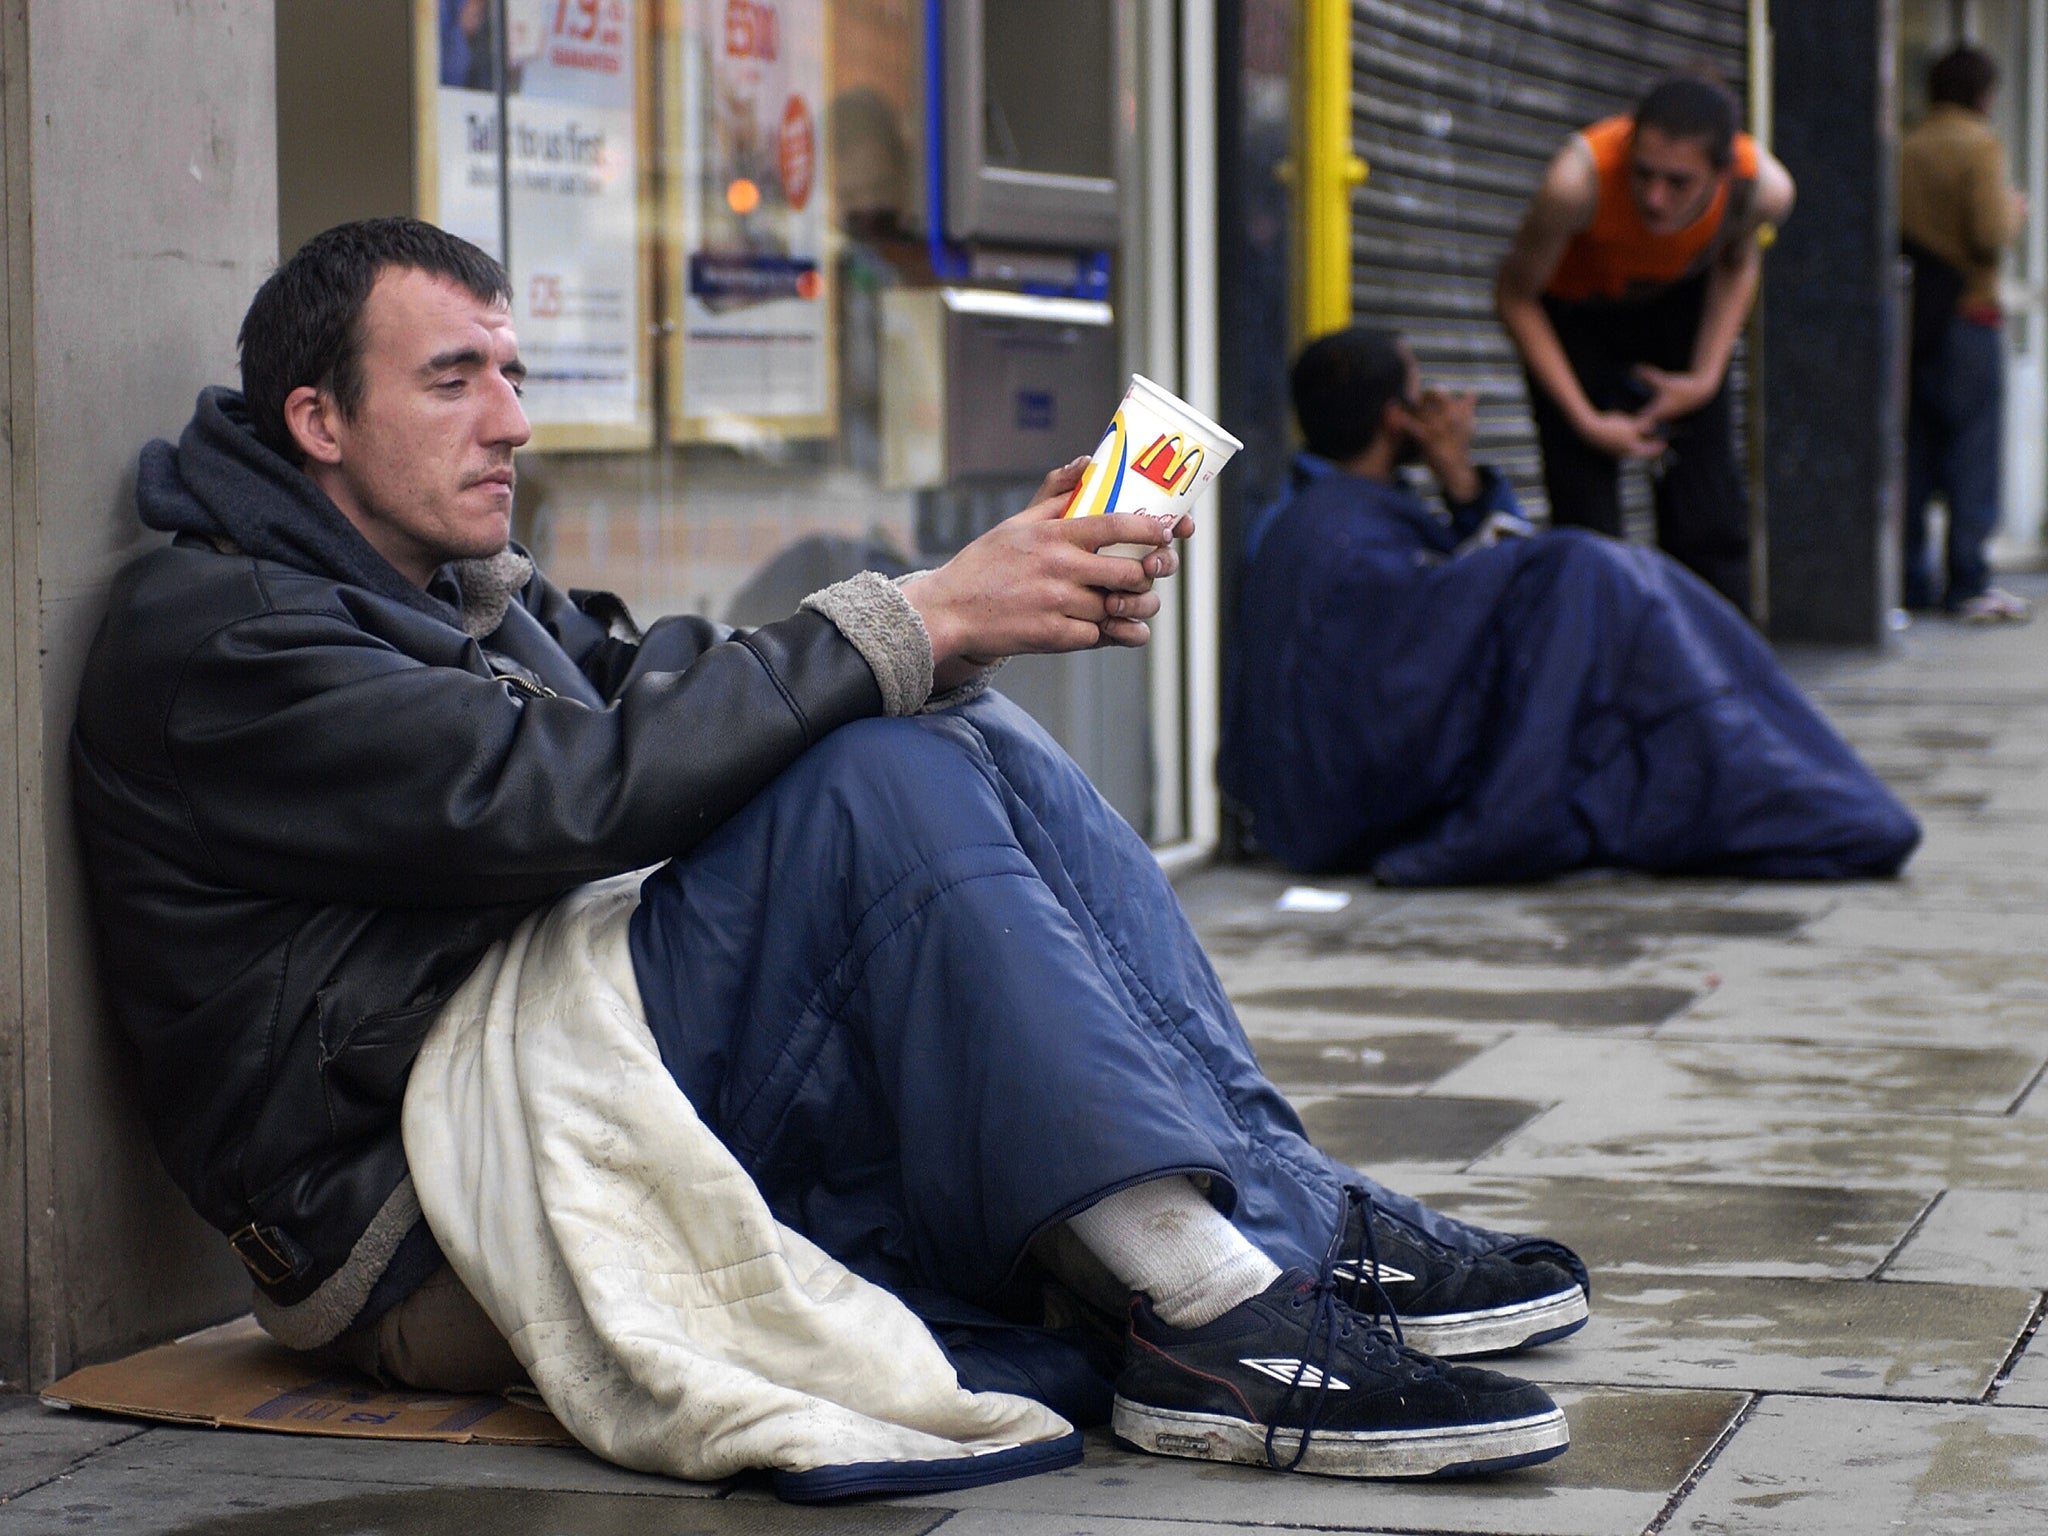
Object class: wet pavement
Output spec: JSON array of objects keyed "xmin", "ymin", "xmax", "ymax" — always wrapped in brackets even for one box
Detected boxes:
[{"xmin": 6, "ymin": 575, "xmax": 2048, "ymax": 1534}]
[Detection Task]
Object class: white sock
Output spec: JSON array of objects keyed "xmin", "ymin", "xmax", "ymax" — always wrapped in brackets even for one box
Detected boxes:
[{"xmin": 1064, "ymin": 1176, "xmax": 1282, "ymax": 1328}]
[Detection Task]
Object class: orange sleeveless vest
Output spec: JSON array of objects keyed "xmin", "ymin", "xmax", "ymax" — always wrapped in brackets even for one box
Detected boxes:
[{"xmin": 1544, "ymin": 115, "xmax": 1760, "ymax": 305}]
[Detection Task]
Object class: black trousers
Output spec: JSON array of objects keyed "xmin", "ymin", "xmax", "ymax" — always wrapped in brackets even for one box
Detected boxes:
[{"xmin": 1528, "ymin": 275, "xmax": 1753, "ymax": 614}]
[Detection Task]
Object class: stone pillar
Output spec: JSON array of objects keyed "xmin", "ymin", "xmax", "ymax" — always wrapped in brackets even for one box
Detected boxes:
[
  {"xmin": 0, "ymin": 1, "xmax": 276, "ymax": 1386},
  {"xmin": 1760, "ymin": 0, "xmax": 1902, "ymax": 644}
]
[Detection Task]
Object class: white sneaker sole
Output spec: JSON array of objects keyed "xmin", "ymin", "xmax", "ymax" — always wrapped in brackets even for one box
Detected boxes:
[
  {"xmin": 1398, "ymin": 1286, "xmax": 1589, "ymax": 1358},
  {"xmin": 1112, "ymin": 1399, "xmax": 1570, "ymax": 1478}
]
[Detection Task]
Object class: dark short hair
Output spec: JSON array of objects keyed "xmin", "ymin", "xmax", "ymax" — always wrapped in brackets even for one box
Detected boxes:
[
  {"xmin": 1290, "ymin": 326, "xmax": 1409, "ymax": 462},
  {"xmin": 237, "ymin": 217, "xmax": 511, "ymax": 464},
  {"xmin": 1633, "ymin": 72, "xmax": 1739, "ymax": 171},
  {"xmin": 1928, "ymin": 45, "xmax": 1998, "ymax": 109}
]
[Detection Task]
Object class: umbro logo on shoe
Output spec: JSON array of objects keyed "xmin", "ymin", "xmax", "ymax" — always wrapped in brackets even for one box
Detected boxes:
[
  {"xmin": 1238, "ymin": 1358, "xmax": 1352, "ymax": 1390},
  {"xmin": 1332, "ymin": 1259, "xmax": 1417, "ymax": 1285}
]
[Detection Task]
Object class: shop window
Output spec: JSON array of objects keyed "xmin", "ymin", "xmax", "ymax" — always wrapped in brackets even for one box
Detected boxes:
[{"xmin": 276, "ymin": 0, "xmax": 1146, "ymax": 825}]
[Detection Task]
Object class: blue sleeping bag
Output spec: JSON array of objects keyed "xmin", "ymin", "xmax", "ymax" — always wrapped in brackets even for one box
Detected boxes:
[{"xmin": 1220, "ymin": 456, "xmax": 1919, "ymax": 883}]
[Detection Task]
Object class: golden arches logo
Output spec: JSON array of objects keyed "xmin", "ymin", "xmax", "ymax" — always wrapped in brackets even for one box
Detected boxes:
[{"xmin": 1130, "ymin": 433, "xmax": 1205, "ymax": 495}]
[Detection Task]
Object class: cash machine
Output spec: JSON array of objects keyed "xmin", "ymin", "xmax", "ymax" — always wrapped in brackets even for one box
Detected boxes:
[{"xmin": 879, "ymin": 0, "xmax": 1124, "ymax": 508}]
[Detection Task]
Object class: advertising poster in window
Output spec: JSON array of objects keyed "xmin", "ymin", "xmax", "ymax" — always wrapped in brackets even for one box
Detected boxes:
[
  {"xmin": 666, "ymin": 0, "xmax": 835, "ymax": 440},
  {"xmin": 417, "ymin": 0, "xmax": 653, "ymax": 450},
  {"xmin": 417, "ymin": 0, "xmax": 506, "ymax": 260}
]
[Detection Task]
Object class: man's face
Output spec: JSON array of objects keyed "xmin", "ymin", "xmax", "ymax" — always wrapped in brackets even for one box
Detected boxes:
[
  {"xmin": 321, "ymin": 267, "xmax": 530, "ymax": 583},
  {"xmin": 1627, "ymin": 126, "xmax": 1723, "ymax": 234}
]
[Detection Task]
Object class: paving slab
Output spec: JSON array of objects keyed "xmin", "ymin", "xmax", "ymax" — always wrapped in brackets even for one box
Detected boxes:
[
  {"xmin": 1657, "ymin": 922, "xmax": 2048, "ymax": 981},
  {"xmin": 1798, "ymin": 849, "xmax": 2048, "ymax": 912},
  {"xmin": 1430, "ymin": 1032, "xmax": 2038, "ymax": 1116},
  {"xmin": 0, "ymin": 1392, "xmax": 153, "ymax": 1507},
  {"xmin": 1191, "ymin": 874, "xmax": 1815, "ymax": 972},
  {"xmin": 1799, "ymin": 905, "xmax": 2048, "ymax": 958},
  {"xmin": 929, "ymin": 1515, "xmax": 1388, "ymax": 1536},
  {"xmin": 1514, "ymin": 1274, "xmax": 2034, "ymax": 1398},
  {"xmin": 1978, "ymin": 772, "xmax": 2048, "ymax": 811},
  {"xmin": 0, "ymin": 1467, "xmax": 434, "ymax": 1536},
  {"xmin": 1179, "ymin": 863, "xmax": 1767, "ymax": 923},
  {"xmin": 1479, "ymin": 1095, "xmax": 2048, "ymax": 1193},
  {"xmin": 1993, "ymin": 1327, "xmax": 2048, "ymax": 1407},
  {"xmin": 4, "ymin": 1413, "xmax": 713, "ymax": 1497},
  {"xmin": 1664, "ymin": 1395, "xmax": 2048, "ymax": 1534},
  {"xmin": 1660, "ymin": 958, "xmax": 2048, "ymax": 1048},
  {"xmin": 1847, "ymin": 729, "xmax": 2045, "ymax": 765},
  {"xmin": 1225, "ymin": 981, "xmax": 1700, "ymax": 1029},
  {"xmin": 1246, "ymin": 1028, "xmax": 1500, "ymax": 1093},
  {"xmin": 1171, "ymin": 862, "xmax": 1375, "ymax": 927},
  {"xmin": 893, "ymin": 1389, "xmax": 1746, "ymax": 1536},
  {"xmin": 1204, "ymin": 925, "xmax": 1703, "ymax": 999},
  {"xmin": 1295, "ymin": 1093, "xmax": 1550, "ymax": 1167},
  {"xmin": 1216, "ymin": 967, "xmax": 1702, "ymax": 1031},
  {"xmin": 1888, "ymin": 1188, "xmax": 2048, "ymax": 1288},
  {"xmin": 0, "ymin": 1477, "xmax": 921, "ymax": 1536},
  {"xmin": 1338, "ymin": 1172, "xmax": 1929, "ymax": 1280},
  {"xmin": 0, "ymin": 1398, "xmax": 151, "ymax": 1501},
  {"xmin": 1849, "ymin": 745, "xmax": 2044, "ymax": 789}
]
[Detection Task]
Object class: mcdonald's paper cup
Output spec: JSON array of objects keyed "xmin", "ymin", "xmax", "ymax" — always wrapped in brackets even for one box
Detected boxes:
[{"xmin": 1062, "ymin": 374, "xmax": 1243, "ymax": 555}]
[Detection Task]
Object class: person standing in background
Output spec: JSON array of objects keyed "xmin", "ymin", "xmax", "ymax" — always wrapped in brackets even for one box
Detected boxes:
[
  {"xmin": 1901, "ymin": 44, "xmax": 2032, "ymax": 625},
  {"xmin": 1496, "ymin": 72, "xmax": 1795, "ymax": 616}
]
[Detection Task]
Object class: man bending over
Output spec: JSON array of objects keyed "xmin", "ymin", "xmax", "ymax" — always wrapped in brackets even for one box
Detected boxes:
[
  {"xmin": 1496, "ymin": 72, "xmax": 1794, "ymax": 613},
  {"xmin": 73, "ymin": 220, "xmax": 1588, "ymax": 1483}
]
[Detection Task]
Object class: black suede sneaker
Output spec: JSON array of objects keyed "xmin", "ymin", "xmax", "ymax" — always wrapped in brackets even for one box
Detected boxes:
[
  {"xmin": 1112, "ymin": 1271, "xmax": 1569, "ymax": 1478},
  {"xmin": 1334, "ymin": 1193, "xmax": 1588, "ymax": 1358}
]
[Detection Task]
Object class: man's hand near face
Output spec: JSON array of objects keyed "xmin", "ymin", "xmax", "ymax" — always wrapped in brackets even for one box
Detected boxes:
[
  {"xmin": 1392, "ymin": 388, "xmax": 1483, "ymax": 504},
  {"xmin": 902, "ymin": 458, "xmax": 1190, "ymax": 693}
]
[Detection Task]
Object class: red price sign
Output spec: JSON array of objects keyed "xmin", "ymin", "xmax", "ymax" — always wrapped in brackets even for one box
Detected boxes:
[
  {"xmin": 778, "ymin": 94, "xmax": 814, "ymax": 211},
  {"xmin": 724, "ymin": 0, "xmax": 779, "ymax": 60},
  {"xmin": 553, "ymin": 0, "xmax": 625, "ymax": 47},
  {"xmin": 553, "ymin": 0, "xmax": 600, "ymax": 40}
]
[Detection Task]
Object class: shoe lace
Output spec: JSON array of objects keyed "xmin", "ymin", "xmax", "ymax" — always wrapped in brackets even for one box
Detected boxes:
[
  {"xmin": 1262, "ymin": 1183, "xmax": 1404, "ymax": 1472},
  {"xmin": 1338, "ymin": 1185, "xmax": 1407, "ymax": 1345}
]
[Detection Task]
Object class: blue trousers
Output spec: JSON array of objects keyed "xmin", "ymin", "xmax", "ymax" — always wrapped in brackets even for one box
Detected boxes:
[
  {"xmin": 628, "ymin": 693, "xmax": 1548, "ymax": 1310},
  {"xmin": 1532, "ymin": 278, "xmax": 1753, "ymax": 615},
  {"xmin": 1905, "ymin": 315, "xmax": 2005, "ymax": 609}
]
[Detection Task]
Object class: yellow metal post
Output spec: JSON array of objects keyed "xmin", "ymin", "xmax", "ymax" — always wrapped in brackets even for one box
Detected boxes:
[{"xmin": 1296, "ymin": 0, "xmax": 1367, "ymax": 343}]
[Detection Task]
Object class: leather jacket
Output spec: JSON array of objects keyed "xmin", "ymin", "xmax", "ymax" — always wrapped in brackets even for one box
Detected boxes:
[{"xmin": 71, "ymin": 390, "xmax": 909, "ymax": 1345}]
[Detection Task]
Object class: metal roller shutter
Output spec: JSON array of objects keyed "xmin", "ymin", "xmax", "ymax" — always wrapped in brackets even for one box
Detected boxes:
[{"xmin": 1348, "ymin": 0, "xmax": 1750, "ymax": 520}]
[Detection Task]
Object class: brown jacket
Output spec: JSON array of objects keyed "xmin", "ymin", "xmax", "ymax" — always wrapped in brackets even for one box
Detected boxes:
[{"xmin": 1900, "ymin": 103, "xmax": 2023, "ymax": 313}]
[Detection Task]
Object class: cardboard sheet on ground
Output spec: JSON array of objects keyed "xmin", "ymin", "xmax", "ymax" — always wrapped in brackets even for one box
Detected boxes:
[{"xmin": 39, "ymin": 1316, "xmax": 573, "ymax": 1446}]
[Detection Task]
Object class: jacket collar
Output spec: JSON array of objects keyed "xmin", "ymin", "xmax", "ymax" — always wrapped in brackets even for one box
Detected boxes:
[{"xmin": 140, "ymin": 387, "xmax": 532, "ymax": 639}]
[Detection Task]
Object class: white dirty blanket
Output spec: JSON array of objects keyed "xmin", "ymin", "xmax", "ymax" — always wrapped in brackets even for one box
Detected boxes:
[{"xmin": 401, "ymin": 872, "xmax": 1073, "ymax": 1481}]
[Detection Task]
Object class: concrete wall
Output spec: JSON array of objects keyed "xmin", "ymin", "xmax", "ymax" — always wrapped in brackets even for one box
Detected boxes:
[{"xmin": 0, "ymin": 0, "xmax": 276, "ymax": 1387}]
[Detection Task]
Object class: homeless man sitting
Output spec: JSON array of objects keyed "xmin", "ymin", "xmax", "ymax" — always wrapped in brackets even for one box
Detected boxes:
[
  {"xmin": 72, "ymin": 219, "xmax": 1589, "ymax": 1492},
  {"xmin": 1220, "ymin": 325, "xmax": 1919, "ymax": 886}
]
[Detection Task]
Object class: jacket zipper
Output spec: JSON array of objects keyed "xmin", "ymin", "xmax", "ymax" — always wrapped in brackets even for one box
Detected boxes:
[{"xmin": 501, "ymin": 672, "xmax": 558, "ymax": 700}]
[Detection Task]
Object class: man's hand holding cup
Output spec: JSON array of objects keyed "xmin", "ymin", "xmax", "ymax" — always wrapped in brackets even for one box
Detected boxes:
[{"xmin": 903, "ymin": 459, "xmax": 1191, "ymax": 691}]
